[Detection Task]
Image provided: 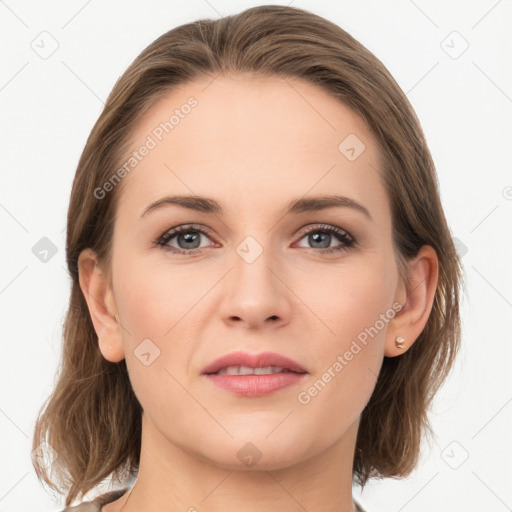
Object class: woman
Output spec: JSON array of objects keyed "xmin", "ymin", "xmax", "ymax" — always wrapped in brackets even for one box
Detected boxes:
[{"xmin": 32, "ymin": 5, "xmax": 464, "ymax": 512}]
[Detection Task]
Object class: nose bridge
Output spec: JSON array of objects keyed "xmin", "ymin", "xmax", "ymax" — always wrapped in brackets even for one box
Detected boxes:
[
  {"xmin": 220, "ymin": 230, "xmax": 290, "ymax": 326},
  {"xmin": 231, "ymin": 231, "xmax": 280, "ymax": 293}
]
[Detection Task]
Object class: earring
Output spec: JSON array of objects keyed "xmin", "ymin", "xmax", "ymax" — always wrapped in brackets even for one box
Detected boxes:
[{"xmin": 395, "ymin": 336, "xmax": 405, "ymax": 349}]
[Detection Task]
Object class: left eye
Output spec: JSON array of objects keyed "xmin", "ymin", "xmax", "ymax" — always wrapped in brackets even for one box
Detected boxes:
[{"xmin": 294, "ymin": 224, "xmax": 356, "ymax": 253}]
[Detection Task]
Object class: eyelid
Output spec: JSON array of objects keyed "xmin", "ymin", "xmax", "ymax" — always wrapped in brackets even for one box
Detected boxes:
[
  {"xmin": 156, "ymin": 223, "xmax": 216, "ymax": 246},
  {"xmin": 294, "ymin": 223, "xmax": 353, "ymax": 240}
]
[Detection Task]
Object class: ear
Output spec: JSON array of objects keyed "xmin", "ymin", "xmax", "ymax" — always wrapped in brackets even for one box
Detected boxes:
[
  {"xmin": 385, "ymin": 244, "xmax": 439, "ymax": 357},
  {"xmin": 77, "ymin": 248, "xmax": 125, "ymax": 362}
]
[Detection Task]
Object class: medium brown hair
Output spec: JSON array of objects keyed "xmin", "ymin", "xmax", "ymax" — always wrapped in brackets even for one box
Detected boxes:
[{"xmin": 32, "ymin": 5, "xmax": 464, "ymax": 506}]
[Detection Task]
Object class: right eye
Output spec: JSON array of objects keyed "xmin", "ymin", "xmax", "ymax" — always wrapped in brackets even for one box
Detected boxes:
[{"xmin": 156, "ymin": 224, "xmax": 216, "ymax": 254}]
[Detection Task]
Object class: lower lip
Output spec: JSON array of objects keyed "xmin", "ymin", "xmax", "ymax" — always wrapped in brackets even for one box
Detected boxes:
[{"xmin": 204, "ymin": 372, "xmax": 307, "ymax": 397}]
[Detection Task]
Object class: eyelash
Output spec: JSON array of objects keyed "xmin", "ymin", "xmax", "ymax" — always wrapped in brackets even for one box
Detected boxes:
[{"xmin": 155, "ymin": 223, "xmax": 357, "ymax": 255}]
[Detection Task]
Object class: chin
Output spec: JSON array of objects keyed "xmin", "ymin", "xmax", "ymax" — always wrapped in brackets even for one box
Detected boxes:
[{"xmin": 189, "ymin": 434, "xmax": 312, "ymax": 472}]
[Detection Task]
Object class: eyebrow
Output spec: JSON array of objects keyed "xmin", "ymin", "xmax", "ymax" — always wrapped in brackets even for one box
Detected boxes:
[{"xmin": 140, "ymin": 194, "xmax": 372, "ymax": 220}]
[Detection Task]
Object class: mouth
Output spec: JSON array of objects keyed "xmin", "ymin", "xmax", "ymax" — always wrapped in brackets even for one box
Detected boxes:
[
  {"xmin": 208, "ymin": 365, "xmax": 302, "ymax": 376},
  {"xmin": 201, "ymin": 350, "xmax": 308, "ymax": 375},
  {"xmin": 201, "ymin": 351, "xmax": 308, "ymax": 397}
]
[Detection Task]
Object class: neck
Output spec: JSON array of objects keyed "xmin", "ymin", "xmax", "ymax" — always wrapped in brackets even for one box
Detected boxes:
[{"xmin": 106, "ymin": 413, "xmax": 360, "ymax": 512}]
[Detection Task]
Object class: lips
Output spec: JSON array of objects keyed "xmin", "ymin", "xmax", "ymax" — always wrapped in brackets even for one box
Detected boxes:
[
  {"xmin": 201, "ymin": 351, "xmax": 307, "ymax": 375},
  {"xmin": 202, "ymin": 351, "xmax": 308, "ymax": 397}
]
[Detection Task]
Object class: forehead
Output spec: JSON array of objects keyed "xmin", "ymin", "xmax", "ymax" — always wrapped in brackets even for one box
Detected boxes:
[{"xmin": 117, "ymin": 74, "xmax": 388, "ymax": 222}]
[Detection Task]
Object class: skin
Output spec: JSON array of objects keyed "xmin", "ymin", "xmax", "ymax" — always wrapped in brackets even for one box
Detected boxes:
[{"xmin": 78, "ymin": 75, "xmax": 438, "ymax": 512}]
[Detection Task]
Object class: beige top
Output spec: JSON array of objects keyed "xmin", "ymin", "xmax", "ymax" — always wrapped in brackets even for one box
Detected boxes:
[{"xmin": 60, "ymin": 487, "xmax": 368, "ymax": 511}]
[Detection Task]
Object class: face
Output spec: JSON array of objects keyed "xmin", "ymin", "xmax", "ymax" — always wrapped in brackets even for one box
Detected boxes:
[{"xmin": 104, "ymin": 75, "xmax": 403, "ymax": 470}]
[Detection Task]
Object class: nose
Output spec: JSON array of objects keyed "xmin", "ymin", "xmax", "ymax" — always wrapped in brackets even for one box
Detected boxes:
[{"xmin": 218, "ymin": 240, "xmax": 292, "ymax": 330}]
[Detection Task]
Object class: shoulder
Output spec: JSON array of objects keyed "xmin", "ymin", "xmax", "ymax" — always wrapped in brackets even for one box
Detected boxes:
[{"xmin": 58, "ymin": 488, "xmax": 130, "ymax": 512}]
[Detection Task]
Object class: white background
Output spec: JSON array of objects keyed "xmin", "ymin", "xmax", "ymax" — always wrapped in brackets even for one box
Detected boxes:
[{"xmin": 1, "ymin": 1, "xmax": 511, "ymax": 511}]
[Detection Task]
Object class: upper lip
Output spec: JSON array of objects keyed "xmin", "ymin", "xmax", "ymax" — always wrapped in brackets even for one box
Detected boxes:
[{"xmin": 201, "ymin": 351, "xmax": 308, "ymax": 375}]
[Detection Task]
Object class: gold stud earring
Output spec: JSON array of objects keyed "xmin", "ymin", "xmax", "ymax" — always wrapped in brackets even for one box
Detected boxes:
[{"xmin": 395, "ymin": 336, "xmax": 405, "ymax": 349}]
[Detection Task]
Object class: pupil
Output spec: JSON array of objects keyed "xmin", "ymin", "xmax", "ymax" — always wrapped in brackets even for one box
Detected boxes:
[
  {"xmin": 179, "ymin": 232, "xmax": 200, "ymax": 249},
  {"xmin": 310, "ymin": 232, "xmax": 330, "ymax": 249}
]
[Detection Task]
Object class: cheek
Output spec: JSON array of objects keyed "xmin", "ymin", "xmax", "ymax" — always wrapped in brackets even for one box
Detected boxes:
[
  {"xmin": 293, "ymin": 256, "xmax": 396, "ymax": 348},
  {"xmin": 113, "ymin": 259, "xmax": 209, "ymax": 400},
  {"xmin": 294, "ymin": 257, "xmax": 396, "ymax": 425},
  {"xmin": 114, "ymin": 257, "xmax": 205, "ymax": 336}
]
